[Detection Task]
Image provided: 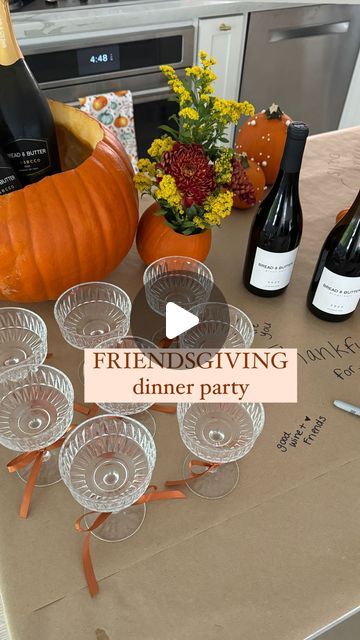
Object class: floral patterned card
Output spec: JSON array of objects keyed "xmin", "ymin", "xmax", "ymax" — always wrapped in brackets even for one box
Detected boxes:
[{"xmin": 79, "ymin": 90, "xmax": 138, "ymax": 172}]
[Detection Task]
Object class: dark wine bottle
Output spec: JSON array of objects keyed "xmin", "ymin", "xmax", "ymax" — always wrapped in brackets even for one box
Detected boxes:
[
  {"xmin": 307, "ymin": 190, "xmax": 360, "ymax": 322},
  {"xmin": 0, "ymin": 0, "xmax": 60, "ymax": 185},
  {"xmin": 243, "ymin": 121, "xmax": 309, "ymax": 297},
  {"xmin": 0, "ymin": 146, "xmax": 22, "ymax": 195}
]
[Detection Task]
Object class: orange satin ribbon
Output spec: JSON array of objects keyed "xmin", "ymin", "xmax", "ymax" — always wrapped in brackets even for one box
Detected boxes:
[
  {"xmin": 7, "ymin": 436, "xmax": 67, "ymax": 519},
  {"xmin": 6, "ymin": 400, "xmax": 92, "ymax": 519},
  {"xmin": 74, "ymin": 402, "xmax": 99, "ymax": 418},
  {"xmin": 75, "ymin": 485, "xmax": 186, "ymax": 597},
  {"xmin": 165, "ymin": 459, "xmax": 221, "ymax": 487},
  {"xmin": 157, "ymin": 337, "xmax": 175, "ymax": 349}
]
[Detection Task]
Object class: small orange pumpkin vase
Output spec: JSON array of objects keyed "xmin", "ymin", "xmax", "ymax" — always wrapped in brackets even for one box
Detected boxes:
[
  {"xmin": 235, "ymin": 104, "xmax": 291, "ymax": 184},
  {"xmin": 136, "ymin": 203, "xmax": 212, "ymax": 265},
  {"xmin": 0, "ymin": 100, "xmax": 138, "ymax": 302}
]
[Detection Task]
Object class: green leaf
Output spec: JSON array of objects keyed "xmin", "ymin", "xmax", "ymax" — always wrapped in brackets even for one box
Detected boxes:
[{"xmin": 159, "ymin": 124, "xmax": 179, "ymax": 138}]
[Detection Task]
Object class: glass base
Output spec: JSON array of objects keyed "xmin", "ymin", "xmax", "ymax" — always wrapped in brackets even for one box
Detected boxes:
[
  {"xmin": 182, "ymin": 454, "xmax": 239, "ymax": 500},
  {"xmin": 17, "ymin": 449, "xmax": 61, "ymax": 487},
  {"xmin": 84, "ymin": 503, "xmax": 146, "ymax": 542}
]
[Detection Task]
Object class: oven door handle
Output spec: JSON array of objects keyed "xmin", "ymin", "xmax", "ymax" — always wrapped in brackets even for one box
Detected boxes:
[{"xmin": 66, "ymin": 85, "xmax": 171, "ymax": 108}]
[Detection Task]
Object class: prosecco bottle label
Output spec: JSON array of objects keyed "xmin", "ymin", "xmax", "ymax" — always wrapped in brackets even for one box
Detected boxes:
[
  {"xmin": 250, "ymin": 246, "xmax": 299, "ymax": 291},
  {"xmin": 5, "ymin": 138, "xmax": 50, "ymax": 176},
  {"xmin": 0, "ymin": 168, "xmax": 18, "ymax": 194},
  {"xmin": 312, "ymin": 267, "xmax": 360, "ymax": 315},
  {"xmin": 0, "ymin": 156, "xmax": 19, "ymax": 194}
]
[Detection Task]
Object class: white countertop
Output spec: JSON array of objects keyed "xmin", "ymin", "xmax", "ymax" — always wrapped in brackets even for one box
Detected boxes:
[{"xmin": 13, "ymin": 0, "xmax": 298, "ymax": 50}]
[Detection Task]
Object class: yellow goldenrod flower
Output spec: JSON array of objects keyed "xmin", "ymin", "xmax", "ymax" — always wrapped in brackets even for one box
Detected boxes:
[
  {"xmin": 156, "ymin": 174, "xmax": 183, "ymax": 213},
  {"xmin": 169, "ymin": 79, "xmax": 192, "ymax": 105},
  {"xmin": 193, "ymin": 216, "xmax": 206, "ymax": 230},
  {"xmin": 137, "ymin": 158, "xmax": 157, "ymax": 177},
  {"xmin": 203, "ymin": 69, "xmax": 217, "ymax": 83},
  {"xmin": 133, "ymin": 172, "xmax": 153, "ymax": 193},
  {"xmin": 213, "ymin": 98, "xmax": 254, "ymax": 124},
  {"xmin": 198, "ymin": 51, "xmax": 216, "ymax": 67},
  {"xmin": 200, "ymin": 93, "xmax": 210, "ymax": 102},
  {"xmin": 214, "ymin": 148, "xmax": 234, "ymax": 184},
  {"xmin": 203, "ymin": 190, "xmax": 233, "ymax": 226},
  {"xmin": 147, "ymin": 136, "xmax": 175, "ymax": 158},
  {"xmin": 179, "ymin": 107, "xmax": 199, "ymax": 120},
  {"xmin": 241, "ymin": 100, "xmax": 255, "ymax": 117},
  {"xmin": 185, "ymin": 65, "xmax": 203, "ymax": 78},
  {"xmin": 160, "ymin": 65, "xmax": 177, "ymax": 80}
]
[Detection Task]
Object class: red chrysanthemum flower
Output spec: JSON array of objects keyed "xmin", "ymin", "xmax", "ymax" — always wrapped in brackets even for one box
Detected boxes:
[
  {"xmin": 228, "ymin": 157, "xmax": 256, "ymax": 206},
  {"xmin": 159, "ymin": 142, "xmax": 215, "ymax": 207}
]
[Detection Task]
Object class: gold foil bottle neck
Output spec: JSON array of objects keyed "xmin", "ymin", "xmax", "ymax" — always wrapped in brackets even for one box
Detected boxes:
[{"xmin": 0, "ymin": 0, "xmax": 23, "ymax": 66}]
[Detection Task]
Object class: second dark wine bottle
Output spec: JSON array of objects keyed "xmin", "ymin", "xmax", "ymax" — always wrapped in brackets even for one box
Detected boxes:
[{"xmin": 243, "ymin": 121, "xmax": 309, "ymax": 297}]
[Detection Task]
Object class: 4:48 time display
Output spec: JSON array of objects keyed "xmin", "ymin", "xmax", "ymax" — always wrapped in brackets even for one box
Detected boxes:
[{"xmin": 90, "ymin": 53, "xmax": 112, "ymax": 63}]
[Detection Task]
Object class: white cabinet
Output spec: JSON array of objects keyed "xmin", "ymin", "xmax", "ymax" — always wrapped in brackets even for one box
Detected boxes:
[{"xmin": 197, "ymin": 15, "xmax": 246, "ymax": 102}]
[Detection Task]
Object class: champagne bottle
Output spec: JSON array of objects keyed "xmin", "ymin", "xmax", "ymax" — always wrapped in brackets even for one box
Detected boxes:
[
  {"xmin": 243, "ymin": 121, "xmax": 309, "ymax": 297},
  {"xmin": 0, "ymin": 0, "xmax": 60, "ymax": 185},
  {"xmin": 307, "ymin": 190, "xmax": 360, "ymax": 322},
  {"xmin": 0, "ymin": 146, "xmax": 22, "ymax": 195}
]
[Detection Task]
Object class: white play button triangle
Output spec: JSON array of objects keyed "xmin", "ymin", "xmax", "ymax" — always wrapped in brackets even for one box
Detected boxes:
[{"xmin": 165, "ymin": 302, "xmax": 199, "ymax": 340}]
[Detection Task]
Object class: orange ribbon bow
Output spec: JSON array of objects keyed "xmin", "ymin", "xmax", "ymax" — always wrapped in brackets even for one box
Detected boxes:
[
  {"xmin": 165, "ymin": 459, "xmax": 221, "ymax": 487},
  {"xmin": 75, "ymin": 485, "xmax": 186, "ymax": 597},
  {"xmin": 7, "ymin": 401, "xmax": 97, "ymax": 519},
  {"xmin": 7, "ymin": 436, "xmax": 67, "ymax": 519}
]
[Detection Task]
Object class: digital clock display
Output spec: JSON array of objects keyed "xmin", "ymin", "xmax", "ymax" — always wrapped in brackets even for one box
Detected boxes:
[{"xmin": 77, "ymin": 44, "xmax": 120, "ymax": 77}]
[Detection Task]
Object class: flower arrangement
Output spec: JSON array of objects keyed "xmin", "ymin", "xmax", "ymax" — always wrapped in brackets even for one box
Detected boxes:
[{"xmin": 134, "ymin": 51, "xmax": 256, "ymax": 235}]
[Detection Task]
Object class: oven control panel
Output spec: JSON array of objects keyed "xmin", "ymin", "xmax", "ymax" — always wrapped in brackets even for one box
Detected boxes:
[{"xmin": 26, "ymin": 35, "xmax": 184, "ymax": 84}]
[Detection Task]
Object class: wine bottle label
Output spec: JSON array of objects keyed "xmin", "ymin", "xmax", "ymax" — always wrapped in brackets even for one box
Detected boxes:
[
  {"xmin": 0, "ymin": 167, "xmax": 19, "ymax": 194},
  {"xmin": 0, "ymin": 154, "xmax": 20, "ymax": 194},
  {"xmin": 5, "ymin": 138, "xmax": 50, "ymax": 176},
  {"xmin": 312, "ymin": 267, "xmax": 360, "ymax": 315},
  {"xmin": 250, "ymin": 247, "xmax": 299, "ymax": 291}
]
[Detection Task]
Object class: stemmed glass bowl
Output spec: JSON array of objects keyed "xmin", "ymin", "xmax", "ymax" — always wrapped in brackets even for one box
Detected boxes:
[
  {"xmin": 179, "ymin": 302, "xmax": 254, "ymax": 349},
  {"xmin": 59, "ymin": 414, "xmax": 156, "ymax": 541},
  {"xmin": 0, "ymin": 364, "xmax": 74, "ymax": 486},
  {"xmin": 143, "ymin": 256, "xmax": 214, "ymax": 317},
  {"xmin": 54, "ymin": 282, "xmax": 131, "ymax": 350},
  {"xmin": 176, "ymin": 402, "xmax": 264, "ymax": 499},
  {"xmin": 0, "ymin": 308, "xmax": 47, "ymax": 382},
  {"xmin": 96, "ymin": 335, "xmax": 157, "ymax": 435}
]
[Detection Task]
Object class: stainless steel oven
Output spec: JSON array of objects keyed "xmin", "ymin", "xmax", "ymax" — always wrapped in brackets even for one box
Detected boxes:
[{"xmin": 24, "ymin": 26, "xmax": 194, "ymax": 157}]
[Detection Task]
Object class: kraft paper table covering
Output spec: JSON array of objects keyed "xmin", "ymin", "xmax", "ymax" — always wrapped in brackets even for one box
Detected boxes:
[{"xmin": 0, "ymin": 127, "xmax": 359, "ymax": 640}]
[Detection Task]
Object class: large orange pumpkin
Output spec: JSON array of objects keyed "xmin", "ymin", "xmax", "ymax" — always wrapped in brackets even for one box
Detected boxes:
[
  {"xmin": 233, "ymin": 152, "xmax": 266, "ymax": 209},
  {"xmin": 136, "ymin": 203, "xmax": 211, "ymax": 265},
  {"xmin": 235, "ymin": 104, "xmax": 291, "ymax": 184},
  {"xmin": 0, "ymin": 100, "xmax": 138, "ymax": 302}
]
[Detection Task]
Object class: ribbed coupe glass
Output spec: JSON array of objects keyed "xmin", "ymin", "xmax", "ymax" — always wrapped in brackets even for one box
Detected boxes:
[
  {"xmin": 0, "ymin": 364, "xmax": 74, "ymax": 485},
  {"xmin": 96, "ymin": 335, "xmax": 157, "ymax": 435},
  {"xmin": 59, "ymin": 414, "xmax": 156, "ymax": 541},
  {"xmin": 176, "ymin": 402, "xmax": 264, "ymax": 499},
  {"xmin": 143, "ymin": 256, "xmax": 213, "ymax": 317},
  {"xmin": 179, "ymin": 302, "xmax": 254, "ymax": 349},
  {"xmin": 0, "ymin": 308, "xmax": 47, "ymax": 382},
  {"xmin": 54, "ymin": 282, "xmax": 131, "ymax": 349}
]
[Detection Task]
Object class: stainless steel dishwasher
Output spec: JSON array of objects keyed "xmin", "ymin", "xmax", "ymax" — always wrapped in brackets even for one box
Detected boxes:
[{"xmin": 239, "ymin": 4, "xmax": 360, "ymax": 134}]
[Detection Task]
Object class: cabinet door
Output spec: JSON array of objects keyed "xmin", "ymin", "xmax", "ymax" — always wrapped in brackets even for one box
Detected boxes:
[{"xmin": 197, "ymin": 15, "xmax": 245, "ymax": 101}]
